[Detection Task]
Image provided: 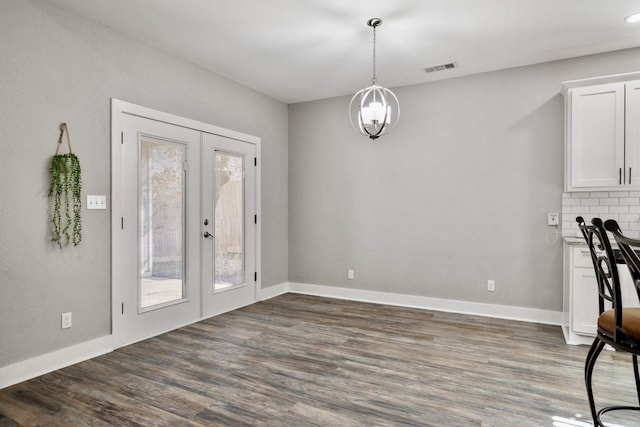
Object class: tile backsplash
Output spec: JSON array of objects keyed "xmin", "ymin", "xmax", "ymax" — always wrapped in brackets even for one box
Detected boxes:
[{"xmin": 562, "ymin": 191, "xmax": 640, "ymax": 237}]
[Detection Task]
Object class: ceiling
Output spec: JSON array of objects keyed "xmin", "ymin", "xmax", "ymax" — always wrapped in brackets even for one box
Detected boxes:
[{"xmin": 48, "ymin": 0, "xmax": 640, "ymax": 104}]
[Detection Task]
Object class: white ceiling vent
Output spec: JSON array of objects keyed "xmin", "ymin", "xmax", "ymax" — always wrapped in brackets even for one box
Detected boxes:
[{"xmin": 424, "ymin": 62, "xmax": 458, "ymax": 73}]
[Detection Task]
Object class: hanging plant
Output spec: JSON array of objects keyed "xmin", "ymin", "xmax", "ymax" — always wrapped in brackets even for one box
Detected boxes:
[{"xmin": 49, "ymin": 123, "xmax": 82, "ymax": 247}]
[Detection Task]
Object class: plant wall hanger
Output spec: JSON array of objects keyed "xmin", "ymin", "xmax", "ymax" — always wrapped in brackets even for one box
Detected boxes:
[{"xmin": 49, "ymin": 123, "xmax": 82, "ymax": 247}]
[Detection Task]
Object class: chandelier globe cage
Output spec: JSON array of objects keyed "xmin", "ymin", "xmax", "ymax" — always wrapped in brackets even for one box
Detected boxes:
[{"xmin": 349, "ymin": 18, "xmax": 400, "ymax": 140}]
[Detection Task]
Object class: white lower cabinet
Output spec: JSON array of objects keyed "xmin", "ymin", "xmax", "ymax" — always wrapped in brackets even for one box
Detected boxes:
[
  {"xmin": 571, "ymin": 265, "xmax": 599, "ymax": 336},
  {"xmin": 563, "ymin": 243, "xmax": 639, "ymax": 345}
]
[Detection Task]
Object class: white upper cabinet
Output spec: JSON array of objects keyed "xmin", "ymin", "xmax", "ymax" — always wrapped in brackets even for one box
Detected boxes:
[
  {"xmin": 567, "ymin": 83, "xmax": 624, "ymax": 189},
  {"xmin": 563, "ymin": 73, "xmax": 640, "ymax": 191},
  {"xmin": 626, "ymin": 80, "xmax": 640, "ymax": 187}
]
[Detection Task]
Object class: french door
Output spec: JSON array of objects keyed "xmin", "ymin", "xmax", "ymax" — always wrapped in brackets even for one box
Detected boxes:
[
  {"xmin": 112, "ymin": 100, "xmax": 259, "ymax": 347},
  {"xmin": 114, "ymin": 114, "xmax": 201, "ymax": 346},
  {"xmin": 201, "ymin": 133, "xmax": 256, "ymax": 317}
]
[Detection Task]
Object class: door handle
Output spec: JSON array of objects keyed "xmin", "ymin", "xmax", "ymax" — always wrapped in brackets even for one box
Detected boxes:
[{"xmin": 203, "ymin": 231, "xmax": 214, "ymax": 239}]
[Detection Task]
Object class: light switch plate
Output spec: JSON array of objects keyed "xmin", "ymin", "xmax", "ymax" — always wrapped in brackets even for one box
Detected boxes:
[
  {"xmin": 87, "ymin": 195, "xmax": 107, "ymax": 210},
  {"xmin": 547, "ymin": 212, "xmax": 559, "ymax": 226}
]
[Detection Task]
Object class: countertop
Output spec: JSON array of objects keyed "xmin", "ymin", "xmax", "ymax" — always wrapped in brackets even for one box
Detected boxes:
[
  {"xmin": 562, "ymin": 235, "xmax": 586, "ymax": 245},
  {"xmin": 562, "ymin": 235, "xmax": 624, "ymax": 251}
]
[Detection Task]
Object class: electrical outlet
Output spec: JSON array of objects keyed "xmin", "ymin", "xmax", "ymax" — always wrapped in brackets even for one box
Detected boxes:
[
  {"xmin": 347, "ymin": 269, "xmax": 355, "ymax": 280},
  {"xmin": 487, "ymin": 280, "xmax": 495, "ymax": 292},
  {"xmin": 61, "ymin": 312, "xmax": 72, "ymax": 329},
  {"xmin": 547, "ymin": 212, "xmax": 559, "ymax": 226}
]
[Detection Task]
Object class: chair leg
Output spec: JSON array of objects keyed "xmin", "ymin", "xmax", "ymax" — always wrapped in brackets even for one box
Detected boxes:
[
  {"xmin": 634, "ymin": 354, "xmax": 640, "ymax": 407},
  {"xmin": 585, "ymin": 338, "xmax": 597, "ymax": 381},
  {"xmin": 585, "ymin": 338, "xmax": 606, "ymax": 427}
]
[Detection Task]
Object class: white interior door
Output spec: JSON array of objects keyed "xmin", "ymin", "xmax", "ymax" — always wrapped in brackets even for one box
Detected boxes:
[
  {"xmin": 201, "ymin": 132, "xmax": 256, "ymax": 317},
  {"xmin": 113, "ymin": 113, "xmax": 201, "ymax": 346}
]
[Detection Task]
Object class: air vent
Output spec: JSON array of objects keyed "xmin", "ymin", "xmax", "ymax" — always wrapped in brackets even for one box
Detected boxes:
[{"xmin": 424, "ymin": 62, "xmax": 458, "ymax": 73}]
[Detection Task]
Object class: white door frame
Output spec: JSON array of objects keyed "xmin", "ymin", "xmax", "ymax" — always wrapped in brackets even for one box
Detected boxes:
[{"xmin": 111, "ymin": 98, "xmax": 261, "ymax": 346}]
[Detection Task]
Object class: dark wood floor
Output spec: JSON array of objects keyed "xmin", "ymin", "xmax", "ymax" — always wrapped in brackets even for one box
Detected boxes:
[{"xmin": 1, "ymin": 294, "xmax": 639, "ymax": 426}]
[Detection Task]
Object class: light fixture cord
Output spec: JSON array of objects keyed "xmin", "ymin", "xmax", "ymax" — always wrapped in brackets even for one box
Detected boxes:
[{"xmin": 371, "ymin": 25, "xmax": 377, "ymax": 85}]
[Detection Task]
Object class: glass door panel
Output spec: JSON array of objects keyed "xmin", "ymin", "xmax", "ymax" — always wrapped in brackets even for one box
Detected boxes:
[
  {"xmin": 139, "ymin": 138, "xmax": 186, "ymax": 310},
  {"xmin": 214, "ymin": 152, "xmax": 245, "ymax": 291}
]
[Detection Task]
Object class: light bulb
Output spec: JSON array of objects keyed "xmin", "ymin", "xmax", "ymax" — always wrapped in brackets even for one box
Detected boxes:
[{"xmin": 625, "ymin": 13, "xmax": 640, "ymax": 23}]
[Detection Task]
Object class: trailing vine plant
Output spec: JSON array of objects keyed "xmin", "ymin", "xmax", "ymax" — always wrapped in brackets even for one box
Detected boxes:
[{"xmin": 49, "ymin": 123, "xmax": 82, "ymax": 247}]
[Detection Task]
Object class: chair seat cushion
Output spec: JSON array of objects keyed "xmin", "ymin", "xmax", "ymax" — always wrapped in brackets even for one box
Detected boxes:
[{"xmin": 598, "ymin": 307, "xmax": 640, "ymax": 341}]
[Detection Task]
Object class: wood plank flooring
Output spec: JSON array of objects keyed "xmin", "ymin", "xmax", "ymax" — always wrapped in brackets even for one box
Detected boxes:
[{"xmin": 1, "ymin": 294, "xmax": 640, "ymax": 426}]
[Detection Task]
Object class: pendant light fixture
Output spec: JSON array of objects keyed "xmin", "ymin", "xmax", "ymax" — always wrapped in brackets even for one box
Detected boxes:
[{"xmin": 349, "ymin": 18, "xmax": 400, "ymax": 140}]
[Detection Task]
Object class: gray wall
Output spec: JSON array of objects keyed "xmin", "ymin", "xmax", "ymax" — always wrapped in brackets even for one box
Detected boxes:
[
  {"xmin": 289, "ymin": 48, "xmax": 640, "ymax": 312},
  {"xmin": 0, "ymin": 0, "xmax": 288, "ymax": 367}
]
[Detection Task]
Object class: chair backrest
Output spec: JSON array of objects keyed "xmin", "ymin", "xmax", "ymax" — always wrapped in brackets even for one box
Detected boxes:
[
  {"xmin": 576, "ymin": 217, "xmax": 620, "ymax": 320},
  {"xmin": 604, "ymin": 219, "xmax": 640, "ymax": 307}
]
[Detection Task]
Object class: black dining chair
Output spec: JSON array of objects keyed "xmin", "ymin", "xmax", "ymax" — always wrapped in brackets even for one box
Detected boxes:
[{"xmin": 577, "ymin": 217, "xmax": 640, "ymax": 425}]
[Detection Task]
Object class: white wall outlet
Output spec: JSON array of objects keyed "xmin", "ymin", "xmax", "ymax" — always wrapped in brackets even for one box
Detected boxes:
[
  {"xmin": 347, "ymin": 269, "xmax": 355, "ymax": 280},
  {"xmin": 87, "ymin": 195, "xmax": 107, "ymax": 210},
  {"xmin": 61, "ymin": 312, "xmax": 72, "ymax": 329},
  {"xmin": 487, "ymin": 280, "xmax": 495, "ymax": 292},
  {"xmin": 547, "ymin": 212, "xmax": 559, "ymax": 226}
]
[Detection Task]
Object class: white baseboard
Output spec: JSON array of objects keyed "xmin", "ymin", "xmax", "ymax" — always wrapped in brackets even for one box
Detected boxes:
[
  {"xmin": 287, "ymin": 282, "xmax": 563, "ymax": 326},
  {"xmin": 1, "ymin": 281, "xmax": 562, "ymax": 390},
  {"xmin": 0, "ymin": 334, "xmax": 114, "ymax": 390},
  {"xmin": 257, "ymin": 282, "xmax": 289, "ymax": 301}
]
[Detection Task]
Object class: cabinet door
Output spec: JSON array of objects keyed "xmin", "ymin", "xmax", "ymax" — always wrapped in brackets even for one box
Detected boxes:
[
  {"xmin": 626, "ymin": 80, "xmax": 640, "ymax": 186},
  {"xmin": 569, "ymin": 83, "xmax": 625, "ymax": 189},
  {"xmin": 571, "ymin": 267, "xmax": 599, "ymax": 335}
]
